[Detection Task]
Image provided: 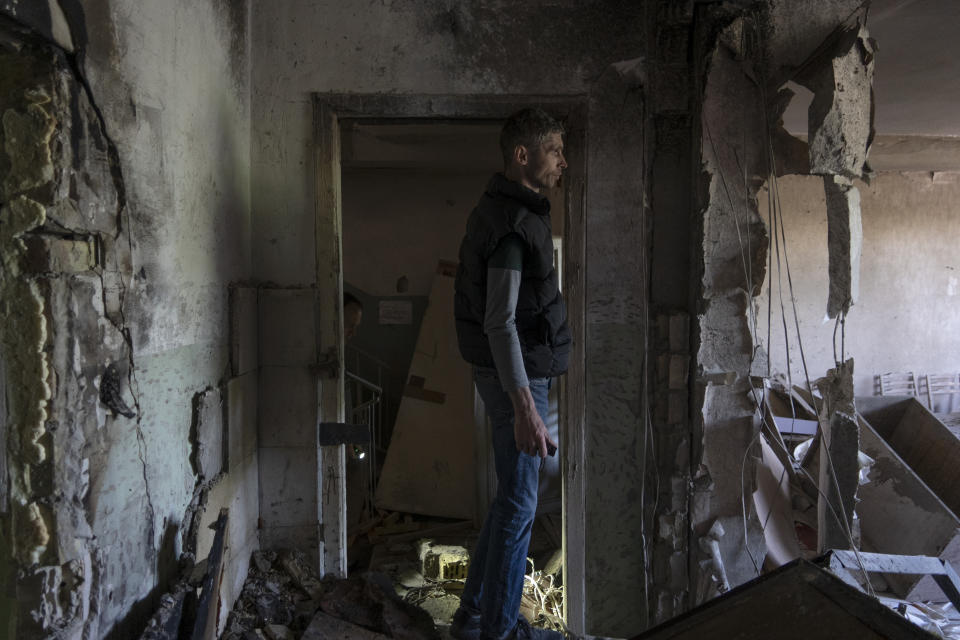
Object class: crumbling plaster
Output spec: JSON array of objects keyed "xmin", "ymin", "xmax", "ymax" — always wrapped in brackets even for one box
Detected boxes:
[
  {"xmin": 1, "ymin": 0, "xmax": 256, "ymax": 637},
  {"xmin": 691, "ymin": 0, "xmax": 869, "ymax": 606}
]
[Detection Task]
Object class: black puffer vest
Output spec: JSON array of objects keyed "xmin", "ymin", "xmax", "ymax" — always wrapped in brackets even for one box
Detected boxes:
[{"xmin": 454, "ymin": 173, "xmax": 571, "ymax": 378}]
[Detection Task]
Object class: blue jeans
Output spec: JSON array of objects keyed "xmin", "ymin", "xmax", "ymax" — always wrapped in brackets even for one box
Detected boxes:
[{"xmin": 460, "ymin": 367, "xmax": 550, "ymax": 640}]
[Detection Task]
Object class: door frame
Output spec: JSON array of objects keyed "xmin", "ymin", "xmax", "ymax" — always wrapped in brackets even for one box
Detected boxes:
[{"xmin": 312, "ymin": 93, "xmax": 588, "ymax": 634}]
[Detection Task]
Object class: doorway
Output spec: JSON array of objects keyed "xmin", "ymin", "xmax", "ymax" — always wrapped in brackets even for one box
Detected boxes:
[{"xmin": 313, "ymin": 94, "xmax": 587, "ymax": 634}]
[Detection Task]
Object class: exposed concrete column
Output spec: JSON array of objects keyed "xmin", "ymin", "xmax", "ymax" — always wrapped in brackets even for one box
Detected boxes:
[
  {"xmin": 815, "ymin": 359, "xmax": 859, "ymax": 552},
  {"xmin": 799, "ymin": 23, "xmax": 875, "ymax": 319},
  {"xmin": 823, "ymin": 176, "xmax": 862, "ymax": 319},
  {"xmin": 796, "ymin": 23, "xmax": 874, "ymax": 551}
]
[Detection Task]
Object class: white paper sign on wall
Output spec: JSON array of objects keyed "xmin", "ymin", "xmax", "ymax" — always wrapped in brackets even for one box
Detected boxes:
[{"xmin": 379, "ymin": 300, "xmax": 413, "ymax": 325}]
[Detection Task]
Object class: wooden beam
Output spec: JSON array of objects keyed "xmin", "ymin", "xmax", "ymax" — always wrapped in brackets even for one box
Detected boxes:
[
  {"xmin": 824, "ymin": 550, "xmax": 960, "ymax": 610},
  {"xmin": 562, "ymin": 126, "xmax": 588, "ymax": 638},
  {"xmin": 190, "ymin": 509, "xmax": 229, "ymax": 640},
  {"xmin": 314, "ymin": 100, "xmax": 347, "ymax": 578}
]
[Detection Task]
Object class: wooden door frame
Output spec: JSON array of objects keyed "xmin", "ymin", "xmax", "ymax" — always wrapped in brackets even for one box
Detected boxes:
[{"xmin": 312, "ymin": 93, "xmax": 588, "ymax": 634}]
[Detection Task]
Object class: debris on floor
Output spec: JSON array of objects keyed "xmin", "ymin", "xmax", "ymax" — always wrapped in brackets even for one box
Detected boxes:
[
  {"xmin": 222, "ymin": 548, "xmax": 441, "ymax": 640},
  {"xmin": 355, "ymin": 510, "xmax": 566, "ymax": 633}
]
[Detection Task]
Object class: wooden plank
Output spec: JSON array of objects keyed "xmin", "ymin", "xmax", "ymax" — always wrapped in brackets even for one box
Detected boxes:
[
  {"xmin": 856, "ymin": 413, "xmax": 960, "ymax": 597},
  {"xmin": 826, "ymin": 550, "xmax": 960, "ymax": 610},
  {"xmin": 629, "ymin": 559, "xmax": 933, "ymax": 640},
  {"xmin": 861, "ymin": 396, "xmax": 960, "ymax": 517},
  {"xmin": 191, "ymin": 509, "xmax": 229, "ymax": 640},
  {"xmin": 315, "ymin": 100, "xmax": 347, "ymax": 578},
  {"xmin": 561, "ymin": 120, "xmax": 587, "ymax": 637},
  {"xmin": 373, "ymin": 269, "xmax": 476, "ymax": 520}
]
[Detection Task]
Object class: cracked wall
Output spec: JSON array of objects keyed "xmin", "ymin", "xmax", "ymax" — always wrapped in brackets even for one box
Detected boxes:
[
  {"xmin": 0, "ymin": 0, "xmax": 255, "ymax": 637},
  {"xmin": 251, "ymin": 2, "xmax": 649, "ymax": 636}
]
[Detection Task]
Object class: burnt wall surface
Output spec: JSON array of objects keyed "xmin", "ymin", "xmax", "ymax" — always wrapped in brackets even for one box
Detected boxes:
[
  {"xmin": 251, "ymin": 1, "xmax": 649, "ymax": 636},
  {"xmin": 0, "ymin": 1, "xmax": 254, "ymax": 638}
]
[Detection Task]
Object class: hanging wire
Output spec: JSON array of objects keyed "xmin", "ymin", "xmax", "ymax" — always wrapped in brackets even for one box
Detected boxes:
[{"xmin": 697, "ymin": 9, "xmax": 877, "ymax": 597}]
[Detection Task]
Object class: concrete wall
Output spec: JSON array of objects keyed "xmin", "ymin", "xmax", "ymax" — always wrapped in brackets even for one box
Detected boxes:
[
  {"xmin": 0, "ymin": 1, "xmax": 255, "ymax": 637},
  {"xmin": 251, "ymin": 1, "xmax": 649, "ymax": 635},
  {"xmin": 757, "ymin": 171, "xmax": 960, "ymax": 397},
  {"xmin": 343, "ymin": 168, "xmax": 486, "ymax": 297}
]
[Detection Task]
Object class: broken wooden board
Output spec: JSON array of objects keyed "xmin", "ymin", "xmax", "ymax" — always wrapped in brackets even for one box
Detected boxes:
[
  {"xmin": 374, "ymin": 266, "xmax": 476, "ymax": 519},
  {"xmin": 630, "ymin": 559, "xmax": 935, "ymax": 640},
  {"xmin": 820, "ymin": 550, "xmax": 960, "ymax": 610},
  {"xmin": 190, "ymin": 508, "xmax": 229, "ymax": 640},
  {"xmin": 856, "ymin": 412, "xmax": 960, "ymax": 600},
  {"xmin": 858, "ymin": 395, "xmax": 960, "ymax": 517}
]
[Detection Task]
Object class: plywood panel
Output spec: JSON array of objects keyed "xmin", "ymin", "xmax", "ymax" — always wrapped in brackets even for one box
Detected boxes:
[{"xmin": 374, "ymin": 266, "xmax": 475, "ymax": 519}]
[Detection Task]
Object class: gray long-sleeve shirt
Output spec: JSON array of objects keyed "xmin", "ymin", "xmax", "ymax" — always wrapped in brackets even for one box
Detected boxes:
[{"xmin": 483, "ymin": 233, "xmax": 528, "ymax": 392}]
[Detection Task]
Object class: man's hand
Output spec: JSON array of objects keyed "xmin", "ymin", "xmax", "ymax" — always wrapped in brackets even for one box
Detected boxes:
[{"xmin": 508, "ymin": 386, "xmax": 557, "ymax": 458}]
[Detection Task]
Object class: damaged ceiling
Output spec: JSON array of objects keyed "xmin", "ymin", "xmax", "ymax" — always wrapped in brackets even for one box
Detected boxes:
[{"xmin": 781, "ymin": 0, "xmax": 960, "ymax": 170}]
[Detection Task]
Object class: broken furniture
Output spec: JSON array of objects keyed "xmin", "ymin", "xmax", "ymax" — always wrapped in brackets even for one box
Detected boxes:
[
  {"xmin": 921, "ymin": 373, "xmax": 960, "ymax": 412},
  {"xmin": 876, "ymin": 372, "xmax": 920, "ymax": 398},
  {"xmin": 140, "ymin": 510, "xmax": 230, "ymax": 640},
  {"xmin": 858, "ymin": 396, "xmax": 960, "ymax": 517},
  {"xmin": 820, "ymin": 550, "xmax": 960, "ymax": 610},
  {"xmin": 630, "ymin": 559, "xmax": 937, "ymax": 640},
  {"xmin": 856, "ymin": 406, "xmax": 960, "ymax": 601},
  {"xmin": 375, "ymin": 263, "xmax": 477, "ymax": 520}
]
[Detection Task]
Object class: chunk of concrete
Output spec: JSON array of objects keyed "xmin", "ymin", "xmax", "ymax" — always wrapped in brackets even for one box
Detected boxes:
[
  {"xmin": 815, "ymin": 359, "xmax": 859, "ymax": 552},
  {"xmin": 823, "ymin": 175, "xmax": 862, "ymax": 319},
  {"xmin": 417, "ymin": 541, "xmax": 469, "ymax": 581},
  {"xmin": 801, "ymin": 25, "xmax": 875, "ymax": 179},
  {"xmin": 192, "ymin": 387, "xmax": 224, "ymax": 481},
  {"xmin": 856, "ymin": 409, "xmax": 960, "ymax": 600}
]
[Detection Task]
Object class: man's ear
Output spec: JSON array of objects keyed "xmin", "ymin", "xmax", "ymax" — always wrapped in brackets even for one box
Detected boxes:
[{"xmin": 514, "ymin": 144, "xmax": 529, "ymax": 167}]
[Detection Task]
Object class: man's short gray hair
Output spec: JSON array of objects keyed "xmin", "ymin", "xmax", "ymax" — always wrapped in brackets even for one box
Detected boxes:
[{"xmin": 499, "ymin": 107, "xmax": 565, "ymax": 168}]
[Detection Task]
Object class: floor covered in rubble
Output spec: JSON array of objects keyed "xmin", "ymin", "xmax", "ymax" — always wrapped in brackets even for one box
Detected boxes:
[{"xmin": 220, "ymin": 512, "xmax": 565, "ymax": 640}]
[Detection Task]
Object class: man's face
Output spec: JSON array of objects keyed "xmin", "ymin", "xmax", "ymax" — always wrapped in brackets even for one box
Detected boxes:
[
  {"xmin": 344, "ymin": 303, "xmax": 362, "ymax": 341},
  {"xmin": 523, "ymin": 131, "xmax": 567, "ymax": 191}
]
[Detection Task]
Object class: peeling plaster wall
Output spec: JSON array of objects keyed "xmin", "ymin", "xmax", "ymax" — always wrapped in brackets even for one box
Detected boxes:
[
  {"xmin": 251, "ymin": 2, "xmax": 649, "ymax": 635},
  {"xmin": 758, "ymin": 172, "xmax": 960, "ymax": 398},
  {"xmin": 0, "ymin": 0, "xmax": 255, "ymax": 637}
]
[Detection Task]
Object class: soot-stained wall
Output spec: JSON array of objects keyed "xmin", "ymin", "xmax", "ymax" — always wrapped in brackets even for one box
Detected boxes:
[
  {"xmin": 251, "ymin": 1, "xmax": 649, "ymax": 635},
  {"xmin": 0, "ymin": 1, "xmax": 254, "ymax": 638}
]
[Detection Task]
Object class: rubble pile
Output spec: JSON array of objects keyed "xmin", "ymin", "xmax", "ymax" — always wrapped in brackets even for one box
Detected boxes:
[{"xmin": 223, "ymin": 549, "xmax": 441, "ymax": 640}]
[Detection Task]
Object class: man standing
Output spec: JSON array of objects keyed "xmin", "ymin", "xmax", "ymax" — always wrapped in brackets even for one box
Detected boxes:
[{"xmin": 451, "ymin": 108, "xmax": 571, "ymax": 640}]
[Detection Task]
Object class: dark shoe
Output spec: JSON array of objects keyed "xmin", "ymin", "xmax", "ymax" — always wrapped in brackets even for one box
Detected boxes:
[
  {"xmin": 450, "ymin": 606, "xmax": 482, "ymax": 640},
  {"xmin": 510, "ymin": 617, "xmax": 565, "ymax": 639}
]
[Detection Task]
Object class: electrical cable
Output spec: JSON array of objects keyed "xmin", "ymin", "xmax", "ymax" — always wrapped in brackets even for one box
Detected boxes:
[{"xmin": 701, "ymin": 12, "xmax": 877, "ymax": 596}]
